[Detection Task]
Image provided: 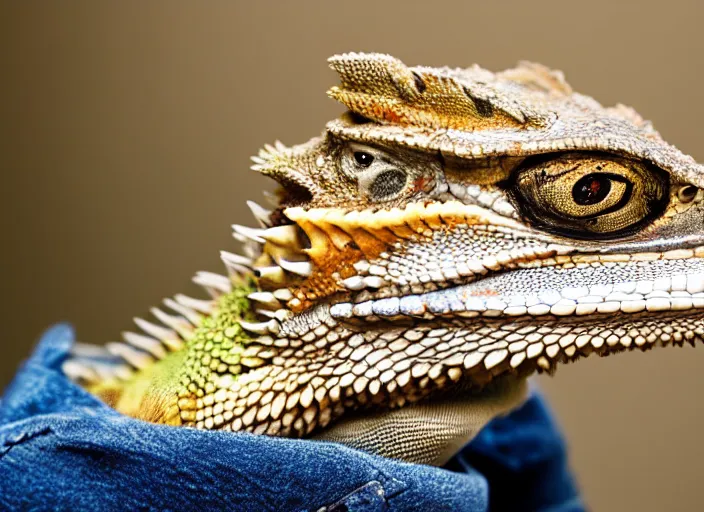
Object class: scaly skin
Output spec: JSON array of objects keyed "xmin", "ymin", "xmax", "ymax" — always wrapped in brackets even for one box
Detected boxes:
[{"xmin": 66, "ymin": 53, "xmax": 704, "ymax": 464}]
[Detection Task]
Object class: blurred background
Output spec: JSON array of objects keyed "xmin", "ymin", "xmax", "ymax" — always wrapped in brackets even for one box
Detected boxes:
[{"xmin": 2, "ymin": 1, "xmax": 704, "ymax": 509}]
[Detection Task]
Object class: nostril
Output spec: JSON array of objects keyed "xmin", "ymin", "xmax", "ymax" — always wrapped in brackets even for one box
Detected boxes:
[{"xmin": 677, "ymin": 184, "xmax": 699, "ymax": 203}]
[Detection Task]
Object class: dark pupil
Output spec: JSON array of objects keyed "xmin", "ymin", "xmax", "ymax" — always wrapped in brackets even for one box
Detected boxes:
[
  {"xmin": 572, "ymin": 174, "xmax": 611, "ymax": 206},
  {"xmin": 353, "ymin": 151, "xmax": 374, "ymax": 167}
]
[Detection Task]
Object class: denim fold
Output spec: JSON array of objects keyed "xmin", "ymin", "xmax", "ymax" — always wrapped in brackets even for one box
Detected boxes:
[{"xmin": 0, "ymin": 324, "xmax": 582, "ymax": 511}]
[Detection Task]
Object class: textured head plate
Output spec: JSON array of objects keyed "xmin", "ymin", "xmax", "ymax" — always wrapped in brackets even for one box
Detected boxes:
[{"xmin": 326, "ymin": 52, "xmax": 704, "ymax": 188}]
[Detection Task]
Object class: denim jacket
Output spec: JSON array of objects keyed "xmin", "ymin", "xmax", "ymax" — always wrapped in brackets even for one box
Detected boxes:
[{"xmin": 0, "ymin": 324, "xmax": 583, "ymax": 511}]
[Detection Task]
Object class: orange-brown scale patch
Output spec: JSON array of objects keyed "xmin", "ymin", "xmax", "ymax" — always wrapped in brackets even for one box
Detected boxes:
[
  {"xmin": 289, "ymin": 229, "xmax": 398, "ymax": 311},
  {"xmin": 285, "ymin": 201, "xmax": 537, "ymax": 309}
]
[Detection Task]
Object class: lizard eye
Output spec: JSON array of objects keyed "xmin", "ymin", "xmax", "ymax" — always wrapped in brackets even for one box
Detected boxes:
[
  {"xmin": 341, "ymin": 144, "xmax": 410, "ymax": 201},
  {"xmin": 353, "ymin": 151, "xmax": 374, "ymax": 167},
  {"xmin": 511, "ymin": 153, "xmax": 668, "ymax": 239}
]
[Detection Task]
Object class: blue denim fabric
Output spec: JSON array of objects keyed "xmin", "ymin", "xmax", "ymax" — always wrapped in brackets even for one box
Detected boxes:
[{"xmin": 0, "ymin": 324, "xmax": 583, "ymax": 511}]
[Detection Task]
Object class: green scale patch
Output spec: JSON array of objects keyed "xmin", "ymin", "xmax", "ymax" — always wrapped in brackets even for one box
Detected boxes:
[{"xmin": 177, "ymin": 280, "xmax": 257, "ymax": 399}]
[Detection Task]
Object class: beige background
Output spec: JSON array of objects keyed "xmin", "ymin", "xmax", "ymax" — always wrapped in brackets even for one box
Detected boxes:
[{"xmin": 3, "ymin": 1, "xmax": 704, "ymax": 509}]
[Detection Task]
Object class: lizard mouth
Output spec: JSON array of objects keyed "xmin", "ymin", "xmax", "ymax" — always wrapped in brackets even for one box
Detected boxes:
[
  {"xmin": 330, "ymin": 260, "xmax": 704, "ymax": 321},
  {"xmin": 230, "ymin": 197, "xmax": 704, "ymax": 379},
  {"xmin": 234, "ymin": 198, "xmax": 704, "ymax": 327},
  {"xmin": 321, "ymin": 264, "xmax": 704, "ymax": 379}
]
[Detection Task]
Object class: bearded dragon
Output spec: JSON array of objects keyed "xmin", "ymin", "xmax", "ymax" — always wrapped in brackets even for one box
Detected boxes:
[{"xmin": 64, "ymin": 53, "xmax": 704, "ymax": 466}]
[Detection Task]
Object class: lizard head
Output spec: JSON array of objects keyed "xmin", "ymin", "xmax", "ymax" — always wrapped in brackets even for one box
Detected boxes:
[
  {"xmin": 227, "ymin": 53, "xmax": 704, "ymax": 450},
  {"xmin": 61, "ymin": 52, "xmax": 704, "ymax": 466}
]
